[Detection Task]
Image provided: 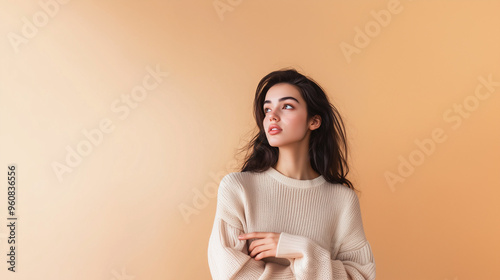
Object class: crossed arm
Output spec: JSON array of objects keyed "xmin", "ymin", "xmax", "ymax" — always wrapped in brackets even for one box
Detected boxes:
[{"xmin": 208, "ymin": 218, "xmax": 376, "ymax": 280}]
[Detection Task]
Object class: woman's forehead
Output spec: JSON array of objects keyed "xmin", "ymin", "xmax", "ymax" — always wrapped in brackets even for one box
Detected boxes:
[{"xmin": 265, "ymin": 83, "xmax": 303, "ymax": 103}]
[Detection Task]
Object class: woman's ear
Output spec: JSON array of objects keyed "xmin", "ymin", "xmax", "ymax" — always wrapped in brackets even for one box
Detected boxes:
[{"xmin": 309, "ymin": 115, "xmax": 321, "ymax": 130}]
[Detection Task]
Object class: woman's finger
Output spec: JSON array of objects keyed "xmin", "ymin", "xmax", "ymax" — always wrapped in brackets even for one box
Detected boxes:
[
  {"xmin": 255, "ymin": 250, "xmax": 272, "ymax": 261},
  {"xmin": 248, "ymin": 238, "xmax": 267, "ymax": 252},
  {"xmin": 249, "ymin": 235, "xmax": 278, "ymax": 251},
  {"xmin": 250, "ymin": 243, "xmax": 275, "ymax": 258},
  {"xmin": 239, "ymin": 232, "xmax": 268, "ymax": 240}
]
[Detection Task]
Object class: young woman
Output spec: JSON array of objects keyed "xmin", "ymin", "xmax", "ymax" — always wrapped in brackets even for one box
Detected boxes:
[{"xmin": 207, "ymin": 68, "xmax": 376, "ymax": 279}]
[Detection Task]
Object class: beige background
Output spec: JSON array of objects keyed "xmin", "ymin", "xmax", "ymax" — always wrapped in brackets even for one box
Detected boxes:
[{"xmin": 1, "ymin": 0, "xmax": 499, "ymax": 279}]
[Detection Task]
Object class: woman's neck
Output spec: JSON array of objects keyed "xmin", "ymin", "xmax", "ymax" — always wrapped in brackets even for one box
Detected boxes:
[{"xmin": 273, "ymin": 162, "xmax": 320, "ymax": 180}]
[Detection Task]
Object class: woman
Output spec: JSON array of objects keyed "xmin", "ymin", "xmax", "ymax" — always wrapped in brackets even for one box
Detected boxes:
[{"xmin": 207, "ymin": 68, "xmax": 376, "ymax": 279}]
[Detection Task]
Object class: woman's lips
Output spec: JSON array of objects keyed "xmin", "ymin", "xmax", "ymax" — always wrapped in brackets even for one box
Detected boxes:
[{"xmin": 269, "ymin": 128, "xmax": 282, "ymax": 135}]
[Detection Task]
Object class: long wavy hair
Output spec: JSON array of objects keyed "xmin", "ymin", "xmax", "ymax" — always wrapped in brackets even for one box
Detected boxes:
[{"xmin": 236, "ymin": 68, "xmax": 356, "ymax": 192}]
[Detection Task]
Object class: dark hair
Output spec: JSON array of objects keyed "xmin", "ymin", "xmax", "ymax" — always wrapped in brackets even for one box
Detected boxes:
[{"xmin": 236, "ymin": 67, "xmax": 356, "ymax": 192}]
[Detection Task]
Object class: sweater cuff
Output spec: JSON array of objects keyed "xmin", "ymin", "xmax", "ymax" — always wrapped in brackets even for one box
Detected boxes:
[{"xmin": 275, "ymin": 232, "xmax": 307, "ymax": 259}]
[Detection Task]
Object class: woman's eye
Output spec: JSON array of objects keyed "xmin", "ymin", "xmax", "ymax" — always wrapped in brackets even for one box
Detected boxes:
[{"xmin": 264, "ymin": 104, "xmax": 293, "ymax": 113}]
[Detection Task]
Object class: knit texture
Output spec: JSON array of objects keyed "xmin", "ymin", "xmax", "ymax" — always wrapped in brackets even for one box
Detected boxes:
[{"xmin": 207, "ymin": 167, "xmax": 376, "ymax": 280}]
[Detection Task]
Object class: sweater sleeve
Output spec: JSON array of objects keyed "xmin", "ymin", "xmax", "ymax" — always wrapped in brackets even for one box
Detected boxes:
[
  {"xmin": 275, "ymin": 189, "xmax": 376, "ymax": 280},
  {"xmin": 208, "ymin": 217, "xmax": 295, "ymax": 279},
  {"xmin": 207, "ymin": 174, "xmax": 295, "ymax": 279}
]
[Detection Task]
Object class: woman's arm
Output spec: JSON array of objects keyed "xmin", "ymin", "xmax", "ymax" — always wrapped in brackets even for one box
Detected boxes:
[
  {"xmin": 275, "ymin": 190, "xmax": 376, "ymax": 280},
  {"xmin": 208, "ymin": 217, "xmax": 295, "ymax": 279},
  {"xmin": 207, "ymin": 174, "xmax": 295, "ymax": 279},
  {"xmin": 276, "ymin": 233, "xmax": 375, "ymax": 279}
]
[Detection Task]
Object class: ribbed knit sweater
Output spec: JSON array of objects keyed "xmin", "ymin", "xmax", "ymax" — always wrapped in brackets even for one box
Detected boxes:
[{"xmin": 207, "ymin": 166, "xmax": 376, "ymax": 280}]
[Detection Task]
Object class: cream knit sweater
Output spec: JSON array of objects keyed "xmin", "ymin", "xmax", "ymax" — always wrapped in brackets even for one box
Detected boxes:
[{"xmin": 207, "ymin": 166, "xmax": 376, "ymax": 280}]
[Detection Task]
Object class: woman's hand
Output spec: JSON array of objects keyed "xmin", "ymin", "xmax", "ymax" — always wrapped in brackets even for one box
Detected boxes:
[{"xmin": 238, "ymin": 232, "xmax": 281, "ymax": 261}]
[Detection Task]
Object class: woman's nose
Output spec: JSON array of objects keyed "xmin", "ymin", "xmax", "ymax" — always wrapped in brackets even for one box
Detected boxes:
[{"xmin": 266, "ymin": 107, "xmax": 280, "ymax": 122}]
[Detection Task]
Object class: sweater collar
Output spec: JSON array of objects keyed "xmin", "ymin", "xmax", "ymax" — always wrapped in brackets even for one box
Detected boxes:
[{"xmin": 264, "ymin": 166, "xmax": 326, "ymax": 189}]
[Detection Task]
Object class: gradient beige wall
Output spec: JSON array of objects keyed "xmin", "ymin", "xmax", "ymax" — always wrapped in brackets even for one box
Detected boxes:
[{"xmin": 1, "ymin": 0, "xmax": 499, "ymax": 279}]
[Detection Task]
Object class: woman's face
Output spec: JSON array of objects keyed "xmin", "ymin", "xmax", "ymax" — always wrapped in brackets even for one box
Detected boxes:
[{"xmin": 263, "ymin": 83, "xmax": 312, "ymax": 148}]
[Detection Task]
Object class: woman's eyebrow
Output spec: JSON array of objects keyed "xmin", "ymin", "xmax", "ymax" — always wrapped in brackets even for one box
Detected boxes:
[{"xmin": 263, "ymin": 96, "xmax": 299, "ymax": 105}]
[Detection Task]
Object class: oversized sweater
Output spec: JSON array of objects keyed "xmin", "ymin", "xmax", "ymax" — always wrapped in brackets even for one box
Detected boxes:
[{"xmin": 207, "ymin": 166, "xmax": 376, "ymax": 280}]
